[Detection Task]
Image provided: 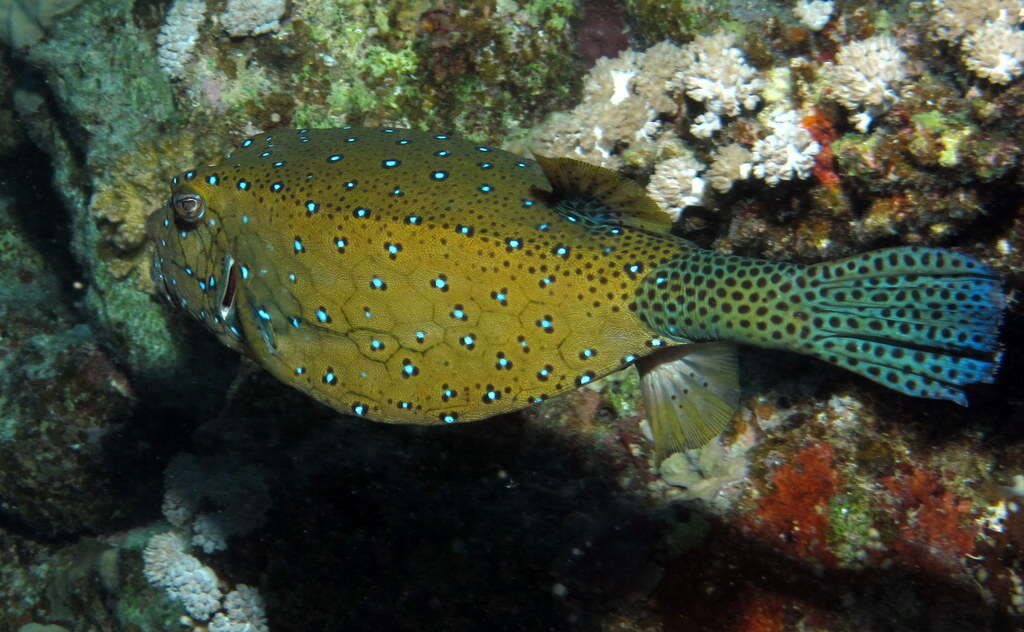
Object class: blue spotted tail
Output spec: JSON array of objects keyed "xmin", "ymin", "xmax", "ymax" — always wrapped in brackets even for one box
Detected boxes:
[{"xmin": 797, "ymin": 247, "xmax": 1005, "ymax": 404}]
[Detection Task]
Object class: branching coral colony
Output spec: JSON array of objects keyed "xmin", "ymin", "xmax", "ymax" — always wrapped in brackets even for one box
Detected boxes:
[{"xmin": 530, "ymin": 0, "xmax": 1024, "ymax": 223}]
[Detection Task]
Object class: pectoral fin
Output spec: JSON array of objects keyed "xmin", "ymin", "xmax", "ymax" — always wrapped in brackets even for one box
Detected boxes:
[{"xmin": 636, "ymin": 342, "xmax": 740, "ymax": 463}]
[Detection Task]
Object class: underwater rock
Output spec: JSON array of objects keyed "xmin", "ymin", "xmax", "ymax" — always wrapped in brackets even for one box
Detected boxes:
[
  {"xmin": 0, "ymin": 0, "xmax": 84, "ymax": 48},
  {"xmin": 0, "ymin": 187, "xmax": 137, "ymax": 538}
]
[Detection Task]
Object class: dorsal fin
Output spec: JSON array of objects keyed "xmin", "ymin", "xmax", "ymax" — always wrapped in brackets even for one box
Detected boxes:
[{"xmin": 533, "ymin": 155, "xmax": 674, "ymax": 234}]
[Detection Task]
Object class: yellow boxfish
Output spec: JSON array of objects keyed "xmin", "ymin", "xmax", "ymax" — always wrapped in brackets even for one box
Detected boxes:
[{"xmin": 146, "ymin": 127, "xmax": 1005, "ymax": 460}]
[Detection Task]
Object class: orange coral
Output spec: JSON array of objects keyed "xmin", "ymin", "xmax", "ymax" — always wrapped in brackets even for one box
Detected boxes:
[
  {"xmin": 747, "ymin": 442, "xmax": 838, "ymax": 562},
  {"xmin": 733, "ymin": 592, "xmax": 787, "ymax": 632},
  {"xmin": 802, "ymin": 108, "xmax": 841, "ymax": 192},
  {"xmin": 882, "ymin": 465, "xmax": 977, "ymax": 574}
]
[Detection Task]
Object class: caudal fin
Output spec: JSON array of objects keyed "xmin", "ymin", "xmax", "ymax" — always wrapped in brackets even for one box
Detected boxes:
[{"xmin": 798, "ymin": 247, "xmax": 1004, "ymax": 404}]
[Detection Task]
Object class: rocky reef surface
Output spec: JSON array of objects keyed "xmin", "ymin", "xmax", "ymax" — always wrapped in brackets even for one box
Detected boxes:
[{"xmin": 0, "ymin": 0, "xmax": 1022, "ymax": 630}]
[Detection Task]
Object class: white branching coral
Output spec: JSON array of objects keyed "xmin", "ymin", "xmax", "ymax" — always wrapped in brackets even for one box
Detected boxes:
[
  {"xmin": 706, "ymin": 143, "xmax": 754, "ymax": 193},
  {"xmin": 793, "ymin": 0, "xmax": 834, "ymax": 31},
  {"xmin": 930, "ymin": 0, "xmax": 1022, "ymax": 42},
  {"xmin": 582, "ymin": 53, "xmax": 643, "ymax": 106},
  {"xmin": 962, "ymin": 19, "xmax": 1024, "ymax": 83},
  {"xmin": 532, "ymin": 33, "xmax": 765, "ymax": 163},
  {"xmin": 146, "ymin": 453, "xmax": 271, "ymax": 630},
  {"xmin": 156, "ymin": 0, "xmax": 206, "ymax": 79},
  {"xmin": 144, "ymin": 532, "xmax": 269, "ymax": 631},
  {"xmin": 143, "ymin": 532, "xmax": 223, "ymax": 620},
  {"xmin": 751, "ymin": 108, "xmax": 820, "ymax": 186},
  {"xmin": 647, "ymin": 152, "xmax": 707, "ymax": 220},
  {"xmin": 219, "ymin": 0, "xmax": 286, "ymax": 37},
  {"xmin": 532, "ymin": 44, "xmax": 692, "ymax": 167},
  {"xmin": 633, "ymin": 41, "xmax": 693, "ymax": 114},
  {"xmin": 209, "ymin": 585, "xmax": 269, "ymax": 632},
  {"xmin": 532, "ymin": 50, "xmax": 654, "ymax": 167},
  {"xmin": 690, "ymin": 112, "xmax": 722, "ymax": 138},
  {"xmin": 531, "ymin": 103, "xmax": 648, "ymax": 169},
  {"xmin": 927, "ymin": 1, "xmax": 1024, "ymax": 84},
  {"xmin": 821, "ymin": 35, "xmax": 908, "ymax": 131},
  {"xmin": 678, "ymin": 31, "xmax": 764, "ymax": 118},
  {"xmin": 162, "ymin": 453, "xmax": 271, "ymax": 554}
]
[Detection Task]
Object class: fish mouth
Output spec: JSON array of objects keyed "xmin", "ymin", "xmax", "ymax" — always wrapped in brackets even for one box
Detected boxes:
[{"xmin": 218, "ymin": 254, "xmax": 238, "ymax": 320}]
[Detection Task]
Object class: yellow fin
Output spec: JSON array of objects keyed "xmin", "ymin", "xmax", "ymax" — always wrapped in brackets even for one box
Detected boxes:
[
  {"xmin": 635, "ymin": 342, "xmax": 740, "ymax": 463},
  {"xmin": 533, "ymin": 155, "xmax": 673, "ymax": 233}
]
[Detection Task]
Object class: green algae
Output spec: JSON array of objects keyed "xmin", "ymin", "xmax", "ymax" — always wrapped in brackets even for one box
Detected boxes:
[
  {"xmin": 17, "ymin": 0, "xmax": 182, "ymax": 380},
  {"xmin": 827, "ymin": 490, "xmax": 879, "ymax": 568},
  {"xmin": 606, "ymin": 370, "xmax": 641, "ymax": 419},
  {"xmin": 25, "ymin": 0, "xmax": 177, "ymax": 163},
  {"xmin": 624, "ymin": 0, "xmax": 732, "ymax": 47},
  {"xmin": 909, "ymin": 110, "xmax": 975, "ymax": 169},
  {"xmin": 284, "ymin": 0, "xmax": 580, "ymax": 137}
]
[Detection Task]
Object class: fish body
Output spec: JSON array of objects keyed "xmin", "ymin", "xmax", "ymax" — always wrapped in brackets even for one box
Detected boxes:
[{"xmin": 147, "ymin": 127, "xmax": 1005, "ymax": 458}]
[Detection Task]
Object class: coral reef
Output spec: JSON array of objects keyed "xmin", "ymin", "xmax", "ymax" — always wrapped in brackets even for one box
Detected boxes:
[
  {"xmin": 962, "ymin": 19, "xmax": 1024, "ymax": 84},
  {"xmin": 930, "ymin": 0, "xmax": 1024, "ymax": 85},
  {"xmin": 793, "ymin": 0, "xmax": 833, "ymax": 31},
  {"xmin": 647, "ymin": 152, "xmax": 707, "ymax": 219},
  {"xmin": 143, "ymin": 533, "xmax": 222, "ymax": 620},
  {"xmin": 0, "ymin": 0, "xmax": 1022, "ymax": 630},
  {"xmin": 750, "ymin": 106, "xmax": 821, "ymax": 185},
  {"xmin": 0, "ymin": 0, "xmax": 84, "ymax": 48},
  {"xmin": 0, "ymin": 180, "xmax": 139, "ymax": 538},
  {"xmin": 161, "ymin": 453, "xmax": 271, "ymax": 553},
  {"xmin": 156, "ymin": 0, "xmax": 205, "ymax": 79},
  {"xmin": 820, "ymin": 34, "xmax": 909, "ymax": 132},
  {"xmin": 929, "ymin": 0, "xmax": 1021, "ymax": 42},
  {"xmin": 219, "ymin": 0, "xmax": 286, "ymax": 38},
  {"xmin": 143, "ymin": 532, "xmax": 268, "ymax": 630},
  {"xmin": 679, "ymin": 31, "xmax": 763, "ymax": 122}
]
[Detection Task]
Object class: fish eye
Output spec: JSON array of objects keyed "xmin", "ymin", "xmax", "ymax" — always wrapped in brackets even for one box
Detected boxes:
[{"xmin": 172, "ymin": 193, "xmax": 205, "ymax": 222}]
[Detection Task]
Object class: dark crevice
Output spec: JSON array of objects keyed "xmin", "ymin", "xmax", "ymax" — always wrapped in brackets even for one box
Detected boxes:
[{"xmin": 0, "ymin": 138, "xmax": 86, "ymax": 312}]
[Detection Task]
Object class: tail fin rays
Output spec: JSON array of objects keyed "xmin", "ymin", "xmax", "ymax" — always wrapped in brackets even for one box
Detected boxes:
[{"xmin": 803, "ymin": 248, "xmax": 1005, "ymax": 405}]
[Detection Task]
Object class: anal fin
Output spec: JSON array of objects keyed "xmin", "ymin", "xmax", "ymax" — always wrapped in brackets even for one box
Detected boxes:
[{"xmin": 636, "ymin": 342, "xmax": 740, "ymax": 463}]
